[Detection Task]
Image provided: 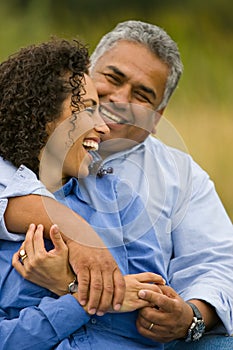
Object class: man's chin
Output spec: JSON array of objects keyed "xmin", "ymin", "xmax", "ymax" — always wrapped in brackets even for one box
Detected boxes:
[{"xmin": 99, "ymin": 137, "xmax": 138, "ymax": 156}]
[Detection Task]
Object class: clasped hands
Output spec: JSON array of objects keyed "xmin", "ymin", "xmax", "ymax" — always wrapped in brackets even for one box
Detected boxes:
[{"xmin": 12, "ymin": 223, "xmax": 193, "ymax": 342}]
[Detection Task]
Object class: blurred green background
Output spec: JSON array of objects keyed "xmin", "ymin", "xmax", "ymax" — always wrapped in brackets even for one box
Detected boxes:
[{"xmin": 1, "ymin": 0, "xmax": 232, "ymax": 220}]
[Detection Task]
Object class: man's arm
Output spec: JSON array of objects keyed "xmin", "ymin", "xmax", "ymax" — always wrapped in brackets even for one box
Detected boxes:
[{"xmin": 4, "ymin": 194, "xmax": 125, "ymax": 314}]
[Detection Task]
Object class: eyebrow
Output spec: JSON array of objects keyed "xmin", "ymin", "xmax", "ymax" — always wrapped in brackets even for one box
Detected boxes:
[
  {"xmin": 107, "ymin": 65, "xmax": 157, "ymax": 101},
  {"xmin": 107, "ymin": 65, "xmax": 126, "ymax": 78}
]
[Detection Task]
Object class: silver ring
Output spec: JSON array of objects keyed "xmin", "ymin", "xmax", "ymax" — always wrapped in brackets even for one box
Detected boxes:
[{"xmin": 148, "ymin": 322, "xmax": 154, "ymax": 331}]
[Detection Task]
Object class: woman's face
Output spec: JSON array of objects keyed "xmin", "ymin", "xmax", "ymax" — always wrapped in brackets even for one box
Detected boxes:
[{"xmin": 39, "ymin": 74, "xmax": 109, "ymax": 191}]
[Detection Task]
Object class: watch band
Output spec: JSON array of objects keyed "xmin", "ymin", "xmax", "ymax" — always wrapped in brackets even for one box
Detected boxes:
[
  {"xmin": 185, "ymin": 301, "xmax": 206, "ymax": 342},
  {"xmin": 186, "ymin": 301, "xmax": 202, "ymax": 320}
]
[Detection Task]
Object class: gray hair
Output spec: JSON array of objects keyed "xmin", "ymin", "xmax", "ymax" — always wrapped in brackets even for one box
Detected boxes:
[{"xmin": 90, "ymin": 20, "xmax": 183, "ymax": 110}]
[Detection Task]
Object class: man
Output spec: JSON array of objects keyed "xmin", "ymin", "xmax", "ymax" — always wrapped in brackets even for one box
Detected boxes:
[{"xmin": 78, "ymin": 20, "xmax": 233, "ymax": 348}]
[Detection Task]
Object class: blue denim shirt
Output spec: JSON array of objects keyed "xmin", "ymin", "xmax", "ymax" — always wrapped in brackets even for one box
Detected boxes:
[{"xmin": 0, "ymin": 159, "xmax": 165, "ymax": 349}]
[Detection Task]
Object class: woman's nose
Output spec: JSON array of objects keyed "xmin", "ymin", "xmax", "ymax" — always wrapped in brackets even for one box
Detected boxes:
[{"xmin": 93, "ymin": 108, "xmax": 110, "ymax": 134}]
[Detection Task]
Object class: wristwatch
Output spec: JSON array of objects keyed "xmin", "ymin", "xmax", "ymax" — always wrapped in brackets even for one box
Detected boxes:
[
  {"xmin": 185, "ymin": 301, "xmax": 206, "ymax": 342},
  {"xmin": 68, "ymin": 277, "xmax": 78, "ymax": 294}
]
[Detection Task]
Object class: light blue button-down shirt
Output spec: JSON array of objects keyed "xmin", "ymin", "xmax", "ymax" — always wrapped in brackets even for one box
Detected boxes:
[
  {"xmin": 81, "ymin": 135, "xmax": 233, "ymax": 335},
  {"xmin": 0, "ymin": 158, "xmax": 166, "ymax": 349}
]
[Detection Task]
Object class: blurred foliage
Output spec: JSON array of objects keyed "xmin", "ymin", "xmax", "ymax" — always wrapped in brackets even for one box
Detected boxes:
[{"xmin": 0, "ymin": 0, "xmax": 232, "ymax": 219}]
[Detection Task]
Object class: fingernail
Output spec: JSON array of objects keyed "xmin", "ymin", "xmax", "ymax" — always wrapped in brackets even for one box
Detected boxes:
[
  {"xmin": 96, "ymin": 311, "xmax": 104, "ymax": 316},
  {"xmin": 114, "ymin": 304, "xmax": 121, "ymax": 311},
  {"xmin": 88, "ymin": 308, "xmax": 96, "ymax": 315},
  {"xmin": 80, "ymin": 300, "xmax": 86, "ymax": 306},
  {"xmin": 138, "ymin": 290, "xmax": 146, "ymax": 298},
  {"xmin": 53, "ymin": 224, "xmax": 59, "ymax": 233}
]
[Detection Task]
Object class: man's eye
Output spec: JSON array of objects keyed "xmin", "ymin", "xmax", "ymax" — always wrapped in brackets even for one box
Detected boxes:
[
  {"xmin": 134, "ymin": 91, "xmax": 152, "ymax": 105},
  {"xmin": 104, "ymin": 73, "xmax": 121, "ymax": 85}
]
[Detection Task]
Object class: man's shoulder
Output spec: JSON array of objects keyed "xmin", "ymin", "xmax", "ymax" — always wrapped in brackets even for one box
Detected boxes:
[
  {"xmin": 143, "ymin": 136, "xmax": 193, "ymax": 169},
  {"xmin": 145, "ymin": 136, "xmax": 189, "ymax": 156}
]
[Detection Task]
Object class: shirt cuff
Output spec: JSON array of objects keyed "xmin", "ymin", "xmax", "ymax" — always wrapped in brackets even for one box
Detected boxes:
[
  {"xmin": 39, "ymin": 294, "xmax": 90, "ymax": 340},
  {"xmin": 181, "ymin": 284, "xmax": 233, "ymax": 335},
  {"xmin": 0, "ymin": 198, "xmax": 25, "ymax": 241}
]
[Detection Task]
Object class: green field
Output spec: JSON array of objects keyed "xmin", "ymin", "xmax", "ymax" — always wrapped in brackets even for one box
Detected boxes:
[{"xmin": 1, "ymin": 0, "xmax": 232, "ymax": 220}]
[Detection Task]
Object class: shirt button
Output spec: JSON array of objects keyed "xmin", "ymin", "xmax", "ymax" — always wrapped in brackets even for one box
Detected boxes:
[
  {"xmin": 79, "ymin": 337, "xmax": 84, "ymax": 342},
  {"xmin": 91, "ymin": 318, "xmax": 97, "ymax": 324}
]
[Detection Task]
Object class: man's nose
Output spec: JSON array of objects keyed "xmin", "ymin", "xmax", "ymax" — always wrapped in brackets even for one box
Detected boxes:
[
  {"xmin": 93, "ymin": 109, "xmax": 110, "ymax": 135},
  {"xmin": 109, "ymin": 84, "xmax": 131, "ymax": 105}
]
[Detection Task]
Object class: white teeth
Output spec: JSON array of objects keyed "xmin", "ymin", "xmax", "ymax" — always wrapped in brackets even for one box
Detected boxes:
[
  {"xmin": 82, "ymin": 140, "xmax": 99, "ymax": 151},
  {"xmin": 100, "ymin": 106, "xmax": 123, "ymax": 123}
]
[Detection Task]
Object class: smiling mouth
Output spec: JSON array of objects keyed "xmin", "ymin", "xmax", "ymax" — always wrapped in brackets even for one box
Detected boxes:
[
  {"xmin": 99, "ymin": 105, "xmax": 129, "ymax": 124},
  {"xmin": 82, "ymin": 140, "xmax": 99, "ymax": 152}
]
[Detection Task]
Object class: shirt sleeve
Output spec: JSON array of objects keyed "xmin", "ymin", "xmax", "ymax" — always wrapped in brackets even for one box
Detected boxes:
[
  {"xmin": 0, "ymin": 158, "xmax": 54, "ymax": 241},
  {"xmin": 169, "ymin": 158, "xmax": 233, "ymax": 335},
  {"xmin": 0, "ymin": 294, "xmax": 90, "ymax": 350}
]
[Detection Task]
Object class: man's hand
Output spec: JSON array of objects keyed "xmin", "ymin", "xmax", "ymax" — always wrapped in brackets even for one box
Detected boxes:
[
  {"xmin": 136, "ymin": 286, "xmax": 193, "ymax": 343},
  {"xmin": 67, "ymin": 239, "xmax": 125, "ymax": 316}
]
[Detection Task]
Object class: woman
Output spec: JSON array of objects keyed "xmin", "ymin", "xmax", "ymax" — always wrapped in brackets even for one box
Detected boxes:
[
  {"xmin": 0, "ymin": 38, "xmax": 125, "ymax": 314},
  {"xmin": 0, "ymin": 38, "xmax": 167, "ymax": 349}
]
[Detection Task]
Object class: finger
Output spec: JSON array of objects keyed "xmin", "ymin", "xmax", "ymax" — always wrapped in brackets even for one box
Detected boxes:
[
  {"xmin": 138, "ymin": 290, "xmax": 176, "ymax": 313},
  {"xmin": 136, "ymin": 316, "xmax": 166, "ymax": 338},
  {"xmin": 31, "ymin": 224, "xmax": 46, "ymax": 254},
  {"xmin": 135, "ymin": 272, "xmax": 166, "ymax": 285},
  {"xmin": 76, "ymin": 267, "xmax": 90, "ymax": 306},
  {"xmin": 159, "ymin": 285, "xmax": 178, "ymax": 298},
  {"xmin": 86, "ymin": 269, "xmax": 103, "ymax": 314},
  {"xmin": 139, "ymin": 282, "xmax": 163, "ymax": 295},
  {"xmin": 12, "ymin": 251, "xmax": 25, "ymax": 274},
  {"xmin": 112, "ymin": 268, "xmax": 126, "ymax": 311},
  {"xmin": 22, "ymin": 223, "xmax": 37, "ymax": 259},
  {"xmin": 95, "ymin": 271, "xmax": 114, "ymax": 315},
  {"xmin": 49, "ymin": 224, "xmax": 67, "ymax": 252}
]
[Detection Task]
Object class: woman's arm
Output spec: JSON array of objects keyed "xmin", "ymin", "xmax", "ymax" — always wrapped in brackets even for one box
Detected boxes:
[
  {"xmin": 13, "ymin": 224, "xmax": 165, "ymax": 315},
  {"xmin": 7, "ymin": 195, "xmax": 125, "ymax": 314},
  {"xmin": 0, "ymin": 294, "xmax": 90, "ymax": 350}
]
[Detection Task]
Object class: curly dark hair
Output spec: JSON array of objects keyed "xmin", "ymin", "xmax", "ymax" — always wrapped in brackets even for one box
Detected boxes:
[{"xmin": 0, "ymin": 37, "xmax": 89, "ymax": 175}]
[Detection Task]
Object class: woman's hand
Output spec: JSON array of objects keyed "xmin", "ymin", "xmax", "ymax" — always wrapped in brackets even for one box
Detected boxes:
[
  {"xmin": 12, "ymin": 223, "xmax": 75, "ymax": 296},
  {"xmin": 115, "ymin": 272, "xmax": 165, "ymax": 313}
]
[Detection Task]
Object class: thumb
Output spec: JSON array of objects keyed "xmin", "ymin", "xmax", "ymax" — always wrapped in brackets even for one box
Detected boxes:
[
  {"xmin": 138, "ymin": 289, "xmax": 158, "ymax": 302},
  {"xmin": 49, "ymin": 224, "xmax": 66, "ymax": 251}
]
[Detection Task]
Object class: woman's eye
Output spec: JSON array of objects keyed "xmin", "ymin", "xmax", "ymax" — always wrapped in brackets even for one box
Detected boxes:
[{"xmin": 85, "ymin": 107, "xmax": 95, "ymax": 114}]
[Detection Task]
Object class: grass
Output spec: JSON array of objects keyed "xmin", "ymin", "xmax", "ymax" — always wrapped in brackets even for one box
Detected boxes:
[
  {"xmin": 0, "ymin": 2, "xmax": 232, "ymax": 221},
  {"xmin": 162, "ymin": 105, "xmax": 233, "ymax": 221}
]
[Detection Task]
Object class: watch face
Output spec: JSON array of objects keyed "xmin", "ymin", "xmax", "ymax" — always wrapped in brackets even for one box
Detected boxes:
[
  {"xmin": 192, "ymin": 320, "xmax": 206, "ymax": 341},
  {"xmin": 68, "ymin": 281, "xmax": 78, "ymax": 294}
]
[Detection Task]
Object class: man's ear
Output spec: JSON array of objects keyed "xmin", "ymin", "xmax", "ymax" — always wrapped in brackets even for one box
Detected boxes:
[{"xmin": 152, "ymin": 107, "xmax": 165, "ymax": 134}]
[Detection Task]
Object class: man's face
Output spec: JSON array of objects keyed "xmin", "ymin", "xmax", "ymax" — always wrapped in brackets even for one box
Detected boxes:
[{"xmin": 91, "ymin": 40, "xmax": 169, "ymax": 149}]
